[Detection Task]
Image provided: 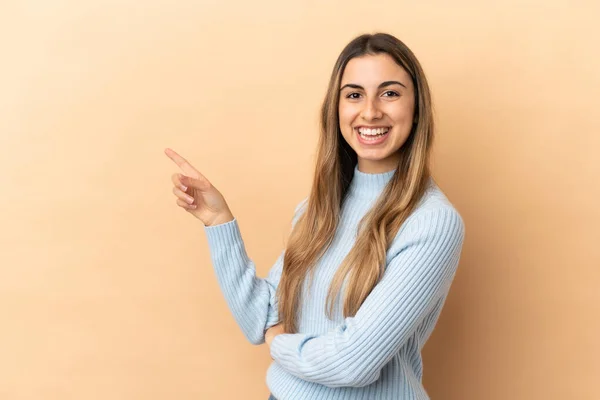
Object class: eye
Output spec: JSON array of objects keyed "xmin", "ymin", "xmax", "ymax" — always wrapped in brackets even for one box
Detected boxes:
[
  {"xmin": 346, "ymin": 92, "xmax": 362, "ymax": 99},
  {"xmin": 382, "ymin": 90, "xmax": 399, "ymax": 97}
]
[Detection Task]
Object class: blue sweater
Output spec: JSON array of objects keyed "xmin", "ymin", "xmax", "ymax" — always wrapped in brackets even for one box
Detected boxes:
[{"xmin": 204, "ymin": 165, "xmax": 465, "ymax": 399}]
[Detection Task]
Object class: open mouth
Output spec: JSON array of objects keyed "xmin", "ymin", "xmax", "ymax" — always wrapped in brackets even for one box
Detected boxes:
[{"xmin": 356, "ymin": 127, "xmax": 390, "ymax": 144}]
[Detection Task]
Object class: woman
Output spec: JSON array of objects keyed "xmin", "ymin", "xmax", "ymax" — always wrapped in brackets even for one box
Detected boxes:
[{"xmin": 165, "ymin": 32, "xmax": 465, "ymax": 400}]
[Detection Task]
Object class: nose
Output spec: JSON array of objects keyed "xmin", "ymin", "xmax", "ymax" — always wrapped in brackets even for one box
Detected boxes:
[{"xmin": 360, "ymin": 98, "xmax": 383, "ymax": 121}]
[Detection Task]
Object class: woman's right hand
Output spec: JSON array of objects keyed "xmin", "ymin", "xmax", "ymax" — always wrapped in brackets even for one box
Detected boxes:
[{"xmin": 165, "ymin": 148, "xmax": 234, "ymax": 227}]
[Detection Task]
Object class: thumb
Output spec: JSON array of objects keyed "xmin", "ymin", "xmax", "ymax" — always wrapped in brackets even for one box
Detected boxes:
[{"xmin": 180, "ymin": 175, "xmax": 212, "ymax": 192}]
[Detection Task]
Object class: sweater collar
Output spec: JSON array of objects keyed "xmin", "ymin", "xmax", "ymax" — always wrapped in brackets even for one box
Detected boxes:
[{"xmin": 347, "ymin": 164, "xmax": 396, "ymax": 199}]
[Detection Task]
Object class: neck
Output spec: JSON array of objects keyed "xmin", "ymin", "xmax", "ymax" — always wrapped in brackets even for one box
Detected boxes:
[{"xmin": 347, "ymin": 164, "xmax": 396, "ymax": 199}]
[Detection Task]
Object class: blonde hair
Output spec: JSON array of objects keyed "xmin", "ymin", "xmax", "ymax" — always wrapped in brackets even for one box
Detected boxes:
[{"xmin": 277, "ymin": 33, "xmax": 435, "ymax": 333}]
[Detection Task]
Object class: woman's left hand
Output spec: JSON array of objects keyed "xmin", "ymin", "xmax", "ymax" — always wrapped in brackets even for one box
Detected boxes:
[{"xmin": 265, "ymin": 323, "xmax": 286, "ymax": 347}]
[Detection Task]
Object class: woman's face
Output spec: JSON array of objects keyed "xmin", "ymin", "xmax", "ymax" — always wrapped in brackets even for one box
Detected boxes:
[{"xmin": 338, "ymin": 53, "xmax": 416, "ymax": 173}]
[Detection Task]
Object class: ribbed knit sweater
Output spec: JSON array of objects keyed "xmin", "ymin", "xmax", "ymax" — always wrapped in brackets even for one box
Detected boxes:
[{"xmin": 203, "ymin": 165, "xmax": 465, "ymax": 400}]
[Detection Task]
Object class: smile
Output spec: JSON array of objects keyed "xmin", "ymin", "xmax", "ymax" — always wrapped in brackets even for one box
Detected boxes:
[{"xmin": 355, "ymin": 126, "xmax": 391, "ymax": 145}]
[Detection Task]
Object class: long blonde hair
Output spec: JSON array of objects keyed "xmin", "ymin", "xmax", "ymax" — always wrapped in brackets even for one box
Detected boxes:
[{"xmin": 278, "ymin": 33, "xmax": 435, "ymax": 334}]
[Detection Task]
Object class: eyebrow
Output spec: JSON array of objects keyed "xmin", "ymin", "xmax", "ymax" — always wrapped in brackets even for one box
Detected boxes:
[{"xmin": 339, "ymin": 80, "xmax": 407, "ymax": 91}]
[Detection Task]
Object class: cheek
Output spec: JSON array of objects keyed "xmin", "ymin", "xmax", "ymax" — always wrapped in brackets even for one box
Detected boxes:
[
  {"xmin": 338, "ymin": 109, "xmax": 349, "ymax": 128},
  {"xmin": 338, "ymin": 103, "xmax": 358, "ymax": 126},
  {"xmin": 338, "ymin": 110, "xmax": 352, "ymax": 139},
  {"xmin": 390, "ymin": 102, "xmax": 415, "ymax": 127}
]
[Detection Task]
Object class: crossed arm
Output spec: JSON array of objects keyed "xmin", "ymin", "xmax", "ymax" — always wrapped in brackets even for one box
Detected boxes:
[{"xmin": 205, "ymin": 206, "xmax": 464, "ymax": 388}]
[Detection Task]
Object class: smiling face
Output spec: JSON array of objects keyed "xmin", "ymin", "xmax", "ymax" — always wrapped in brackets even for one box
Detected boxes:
[{"xmin": 338, "ymin": 53, "xmax": 416, "ymax": 173}]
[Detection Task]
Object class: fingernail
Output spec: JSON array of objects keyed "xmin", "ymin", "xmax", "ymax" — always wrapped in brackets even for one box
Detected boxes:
[
  {"xmin": 180, "ymin": 185, "xmax": 188, "ymax": 192},
  {"xmin": 185, "ymin": 196, "xmax": 194, "ymax": 204}
]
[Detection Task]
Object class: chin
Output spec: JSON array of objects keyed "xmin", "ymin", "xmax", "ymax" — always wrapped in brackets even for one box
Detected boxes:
[{"xmin": 356, "ymin": 149, "xmax": 393, "ymax": 160}]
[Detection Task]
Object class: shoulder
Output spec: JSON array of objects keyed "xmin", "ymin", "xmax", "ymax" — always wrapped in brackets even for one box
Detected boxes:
[
  {"xmin": 293, "ymin": 197, "xmax": 309, "ymax": 215},
  {"xmin": 291, "ymin": 197, "xmax": 309, "ymax": 227},
  {"xmin": 387, "ymin": 181, "xmax": 465, "ymax": 259}
]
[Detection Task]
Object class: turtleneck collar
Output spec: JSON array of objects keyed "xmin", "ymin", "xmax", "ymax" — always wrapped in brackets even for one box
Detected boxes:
[{"xmin": 347, "ymin": 164, "xmax": 396, "ymax": 199}]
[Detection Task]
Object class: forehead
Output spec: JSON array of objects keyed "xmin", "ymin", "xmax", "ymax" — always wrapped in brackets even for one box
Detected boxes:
[{"xmin": 340, "ymin": 53, "xmax": 412, "ymax": 88}]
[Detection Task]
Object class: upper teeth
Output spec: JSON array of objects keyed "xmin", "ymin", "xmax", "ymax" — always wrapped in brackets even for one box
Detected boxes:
[{"xmin": 358, "ymin": 127, "xmax": 389, "ymax": 135}]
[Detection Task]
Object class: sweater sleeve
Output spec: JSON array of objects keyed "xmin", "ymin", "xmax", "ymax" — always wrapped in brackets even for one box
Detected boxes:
[
  {"xmin": 269, "ymin": 206, "xmax": 465, "ymax": 387},
  {"xmin": 203, "ymin": 198, "xmax": 307, "ymax": 345}
]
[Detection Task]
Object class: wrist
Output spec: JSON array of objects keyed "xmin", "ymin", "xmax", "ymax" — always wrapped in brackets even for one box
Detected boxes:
[{"xmin": 207, "ymin": 210, "xmax": 234, "ymax": 227}]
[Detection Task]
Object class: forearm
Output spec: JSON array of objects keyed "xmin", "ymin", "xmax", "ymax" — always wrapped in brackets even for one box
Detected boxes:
[
  {"xmin": 269, "ymin": 324, "xmax": 381, "ymax": 387},
  {"xmin": 204, "ymin": 218, "xmax": 279, "ymax": 344}
]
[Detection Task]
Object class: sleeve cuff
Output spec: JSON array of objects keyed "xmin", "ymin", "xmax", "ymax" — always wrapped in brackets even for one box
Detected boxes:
[{"xmin": 203, "ymin": 217, "xmax": 243, "ymax": 252}]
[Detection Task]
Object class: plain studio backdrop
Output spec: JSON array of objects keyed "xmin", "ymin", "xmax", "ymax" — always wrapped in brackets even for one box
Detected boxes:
[{"xmin": 1, "ymin": 1, "xmax": 598, "ymax": 399}]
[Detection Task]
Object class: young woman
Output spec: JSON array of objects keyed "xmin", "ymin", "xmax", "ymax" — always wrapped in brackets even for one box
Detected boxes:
[{"xmin": 166, "ymin": 32, "xmax": 465, "ymax": 400}]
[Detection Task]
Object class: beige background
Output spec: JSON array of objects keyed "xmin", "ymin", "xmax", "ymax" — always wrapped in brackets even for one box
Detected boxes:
[{"xmin": 1, "ymin": 1, "xmax": 599, "ymax": 399}]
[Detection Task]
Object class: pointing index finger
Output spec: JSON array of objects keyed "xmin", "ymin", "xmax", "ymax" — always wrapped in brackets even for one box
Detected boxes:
[{"xmin": 164, "ymin": 148, "xmax": 200, "ymax": 176}]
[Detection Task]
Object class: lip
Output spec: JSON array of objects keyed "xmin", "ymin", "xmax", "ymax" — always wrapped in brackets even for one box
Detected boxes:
[{"xmin": 355, "ymin": 126, "xmax": 391, "ymax": 146}]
